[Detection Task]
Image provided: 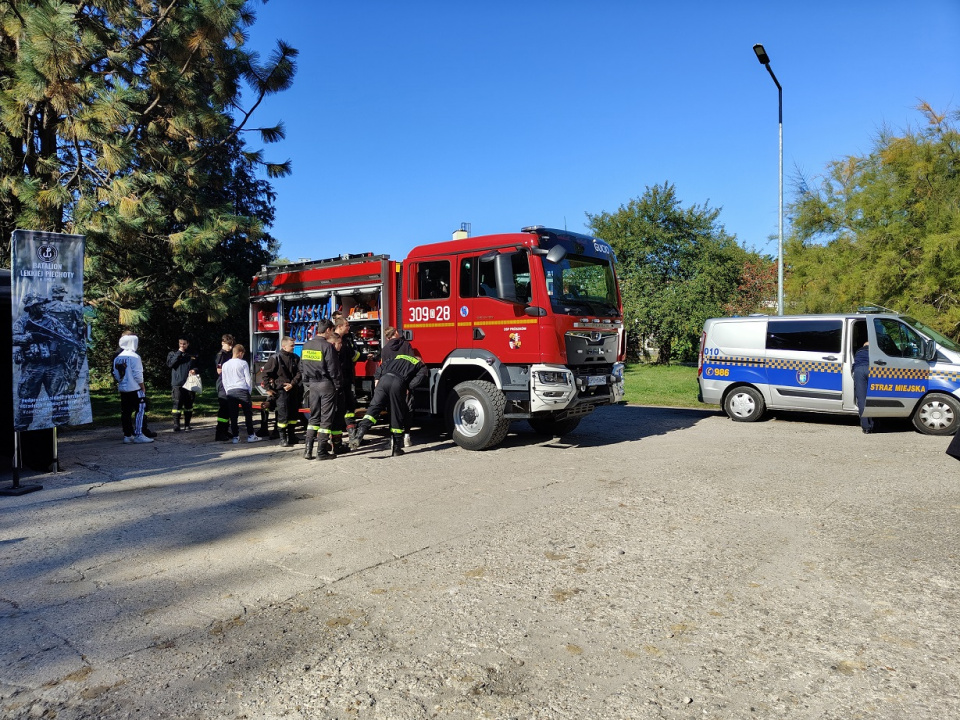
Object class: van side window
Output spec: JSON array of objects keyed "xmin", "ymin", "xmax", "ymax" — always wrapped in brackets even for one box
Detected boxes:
[
  {"xmin": 766, "ymin": 319, "xmax": 842, "ymax": 353},
  {"xmin": 874, "ymin": 318, "xmax": 923, "ymax": 358}
]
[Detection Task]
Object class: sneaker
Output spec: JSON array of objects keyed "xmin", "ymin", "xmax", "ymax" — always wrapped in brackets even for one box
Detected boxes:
[
  {"xmin": 133, "ymin": 434, "xmax": 154, "ymax": 444},
  {"xmin": 232, "ymin": 436, "xmax": 239, "ymax": 444},
  {"xmin": 403, "ymin": 433, "xmax": 412, "ymax": 448},
  {"xmin": 123, "ymin": 436, "xmax": 133, "ymax": 444},
  {"xmin": 247, "ymin": 435, "xmax": 262, "ymax": 443},
  {"xmin": 184, "ymin": 426, "xmax": 192, "ymax": 432}
]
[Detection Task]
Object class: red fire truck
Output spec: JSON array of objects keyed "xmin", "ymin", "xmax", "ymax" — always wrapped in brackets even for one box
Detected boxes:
[{"xmin": 249, "ymin": 226, "xmax": 625, "ymax": 450}]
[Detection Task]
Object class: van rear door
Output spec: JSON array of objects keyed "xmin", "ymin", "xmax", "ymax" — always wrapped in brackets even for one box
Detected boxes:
[{"xmin": 764, "ymin": 318, "xmax": 844, "ymax": 412}]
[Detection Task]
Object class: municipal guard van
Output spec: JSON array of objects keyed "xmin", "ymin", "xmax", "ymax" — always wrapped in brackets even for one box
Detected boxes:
[{"xmin": 697, "ymin": 310, "xmax": 960, "ymax": 435}]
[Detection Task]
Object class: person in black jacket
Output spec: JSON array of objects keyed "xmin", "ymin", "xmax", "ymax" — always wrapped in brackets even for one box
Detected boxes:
[
  {"xmin": 213, "ymin": 334, "xmax": 235, "ymax": 441},
  {"xmin": 300, "ymin": 320, "xmax": 342, "ymax": 460},
  {"xmin": 852, "ymin": 340, "xmax": 874, "ymax": 434},
  {"xmin": 261, "ymin": 335, "xmax": 303, "ymax": 447},
  {"xmin": 350, "ymin": 350, "xmax": 428, "ymax": 457},
  {"xmin": 379, "ymin": 326, "xmax": 416, "ymax": 446},
  {"xmin": 334, "ymin": 317, "xmax": 363, "ymax": 449},
  {"xmin": 167, "ymin": 337, "xmax": 199, "ymax": 432}
]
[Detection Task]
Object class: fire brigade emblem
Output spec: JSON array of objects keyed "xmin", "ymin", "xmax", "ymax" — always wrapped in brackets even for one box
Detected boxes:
[
  {"xmin": 796, "ymin": 370, "xmax": 810, "ymax": 385},
  {"xmin": 508, "ymin": 332, "xmax": 521, "ymax": 350},
  {"xmin": 459, "ymin": 306, "xmax": 469, "ymax": 317}
]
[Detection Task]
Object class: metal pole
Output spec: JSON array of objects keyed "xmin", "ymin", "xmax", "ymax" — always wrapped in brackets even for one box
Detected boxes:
[
  {"xmin": 762, "ymin": 60, "xmax": 784, "ymax": 316},
  {"xmin": 777, "ymin": 81, "xmax": 784, "ymax": 316}
]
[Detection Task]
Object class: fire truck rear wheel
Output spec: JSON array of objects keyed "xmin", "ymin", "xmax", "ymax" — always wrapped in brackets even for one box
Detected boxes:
[
  {"xmin": 528, "ymin": 417, "xmax": 581, "ymax": 437},
  {"xmin": 447, "ymin": 380, "xmax": 510, "ymax": 451}
]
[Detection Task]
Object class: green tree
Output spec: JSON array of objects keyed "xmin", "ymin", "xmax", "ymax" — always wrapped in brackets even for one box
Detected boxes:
[
  {"xmin": 787, "ymin": 104, "xmax": 960, "ymax": 339},
  {"xmin": 588, "ymin": 182, "xmax": 762, "ymax": 363},
  {"xmin": 0, "ymin": 0, "xmax": 296, "ymax": 377}
]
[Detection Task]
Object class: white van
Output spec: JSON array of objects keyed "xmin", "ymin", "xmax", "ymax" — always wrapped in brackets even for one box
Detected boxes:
[{"xmin": 697, "ymin": 311, "xmax": 960, "ymax": 435}]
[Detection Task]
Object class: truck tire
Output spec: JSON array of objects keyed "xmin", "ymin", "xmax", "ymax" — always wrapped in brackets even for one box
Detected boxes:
[
  {"xmin": 911, "ymin": 392, "xmax": 960, "ymax": 435},
  {"xmin": 528, "ymin": 417, "xmax": 581, "ymax": 437},
  {"xmin": 723, "ymin": 386, "xmax": 765, "ymax": 422},
  {"xmin": 447, "ymin": 380, "xmax": 510, "ymax": 450}
]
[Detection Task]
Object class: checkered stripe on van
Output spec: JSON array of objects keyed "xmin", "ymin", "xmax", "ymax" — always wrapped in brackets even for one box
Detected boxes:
[
  {"xmin": 766, "ymin": 358, "xmax": 842, "ymax": 374},
  {"xmin": 930, "ymin": 370, "xmax": 960, "ymax": 382},
  {"xmin": 869, "ymin": 367, "xmax": 930, "ymax": 380},
  {"xmin": 707, "ymin": 356, "xmax": 765, "ymax": 367}
]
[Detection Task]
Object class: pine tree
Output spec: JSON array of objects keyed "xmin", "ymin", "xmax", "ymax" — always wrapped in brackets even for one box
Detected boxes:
[{"xmin": 0, "ymin": 0, "xmax": 296, "ymax": 345}]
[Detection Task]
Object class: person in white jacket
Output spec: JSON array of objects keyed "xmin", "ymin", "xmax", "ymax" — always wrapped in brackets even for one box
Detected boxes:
[
  {"xmin": 112, "ymin": 334, "xmax": 153, "ymax": 444},
  {"xmin": 220, "ymin": 344, "xmax": 261, "ymax": 444}
]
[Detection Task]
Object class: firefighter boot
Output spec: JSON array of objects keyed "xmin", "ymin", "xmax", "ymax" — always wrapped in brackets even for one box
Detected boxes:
[
  {"xmin": 269, "ymin": 419, "xmax": 281, "ymax": 440},
  {"xmin": 346, "ymin": 424, "xmax": 357, "ymax": 447},
  {"xmin": 280, "ymin": 425, "xmax": 293, "ymax": 447},
  {"xmin": 288, "ymin": 424, "xmax": 300, "ymax": 446},
  {"xmin": 183, "ymin": 411, "xmax": 193, "ymax": 431},
  {"xmin": 303, "ymin": 430, "xmax": 316, "ymax": 460},
  {"xmin": 332, "ymin": 434, "xmax": 349, "ymax": 454},
  {"xmin": 315, "ymin": 434, "xmax": 333, "ymax": 460},
  {"xmin": 349, "ymin": 423, "xmax": 368, "ymax": 451},
  {"xmin": 173, "ymin": 414, "xmax": 182, "ymax": 432},
  {"xmin": 390, "ymin": 433, "xmax": 405, "ymax": 457}
]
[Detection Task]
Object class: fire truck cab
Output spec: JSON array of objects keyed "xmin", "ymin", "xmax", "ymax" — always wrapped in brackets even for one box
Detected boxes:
[{"xmin": 249, "ymin": 226, "xmax": 625, "ymax": 450}]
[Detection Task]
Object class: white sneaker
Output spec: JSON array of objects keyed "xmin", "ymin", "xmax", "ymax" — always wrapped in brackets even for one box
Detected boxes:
[
  {"xmin": 232, "ymin": 436, "xmax": 239, "ymax": 444},
  {"xmin": 123, "ymin": 436, "xmax": 133, "ymax": 444},
  {"xmin": 247, "ymin": 435, "xmax": 262, "ymax": 443},
  {"xmin": 403, "ymin": 433, "xmax": 412, "ymax": 448},
  {"xmin": 133, "ymin": 434, "xmax": 154, "ymax": 444}
]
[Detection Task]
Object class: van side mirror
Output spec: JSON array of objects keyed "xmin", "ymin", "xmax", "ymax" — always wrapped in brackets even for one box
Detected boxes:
[{"xmin": 923, "ymin": 338, "xmax": 938, "ymax": 362}]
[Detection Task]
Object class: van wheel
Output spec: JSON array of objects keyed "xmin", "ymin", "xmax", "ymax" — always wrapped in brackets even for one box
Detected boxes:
[
  {"xmin": 528, "ymin": 417, "xmax": 581, "ymax": 437},
  {"xmin": 912, "ymin": 393, "xmax": 960, "ymax": 435},
  {"xmin": 723, "ymin": 386, "xmax": 765, "ymax": 422},
  {"xmin": 447, "ymin": 380, "xmax": 510, "ymax": 450}
]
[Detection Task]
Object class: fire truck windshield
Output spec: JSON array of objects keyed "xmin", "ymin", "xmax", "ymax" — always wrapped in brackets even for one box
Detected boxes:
[{"xmin": 544, "ymin": 255, "xmax": 620, "ymax": 317}]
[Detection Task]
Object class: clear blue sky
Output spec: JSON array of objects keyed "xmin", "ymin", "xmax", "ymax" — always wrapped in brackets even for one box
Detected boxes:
[{"xmin": 243, "ymin": 0, "xmax": 960, "ymax": 264}]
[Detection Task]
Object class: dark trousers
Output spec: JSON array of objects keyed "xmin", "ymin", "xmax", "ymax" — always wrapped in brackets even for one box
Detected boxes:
[
  {"xmin": 120, "ymin": 389, "xmax": 147, "ymax": 438},
  {"xmin": 306, "ymin": 380, "xmax": 337, "ymax": 438},
  {"xmin": 853, "ymin": 366, "xmax": 874, "ymax": 432},
  {"xmin": 172, "ymin": 386, "xmax": 195, "ymax": 413},
  {"xmin": 227, "ymin": 389, "xmax": 255, "ymax": 437},
  {"xmin": 275, "ymin": 386, "xmax": 303, "ymax": 428},
  {"xmin": 362, "ymin": 374, "xmax": 408, "ymax": 434}
]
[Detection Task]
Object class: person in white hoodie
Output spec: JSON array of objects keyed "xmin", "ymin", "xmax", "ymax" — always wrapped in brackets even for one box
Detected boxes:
[
  {"xmin": 113, "ymin": 333, "xmax": 153, "ymax": 444},
  {"xmin": 220, "ymin": 344, "xmax": 261, "ymax": 444}
]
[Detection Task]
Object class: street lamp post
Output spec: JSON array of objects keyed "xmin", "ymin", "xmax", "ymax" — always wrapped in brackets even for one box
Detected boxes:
[{"xmin": 753, "ymin": 43, "xmax": 784, "ymax": 316}]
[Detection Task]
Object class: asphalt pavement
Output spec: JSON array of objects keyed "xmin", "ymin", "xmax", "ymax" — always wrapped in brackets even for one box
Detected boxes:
[{"xmin": 1, "ymin": 405, "xmax": 958, "ymax": 719}]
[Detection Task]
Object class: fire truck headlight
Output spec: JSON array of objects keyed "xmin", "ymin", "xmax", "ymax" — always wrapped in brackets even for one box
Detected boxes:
[{"xmin": 536, "ymin": 371, "xmax": 571, "ymax": 385}]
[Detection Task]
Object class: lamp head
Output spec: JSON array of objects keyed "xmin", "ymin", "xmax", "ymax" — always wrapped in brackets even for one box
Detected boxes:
[{"xmin": 753, "ymin": 43, "xmax": 770, "ymax": 65}]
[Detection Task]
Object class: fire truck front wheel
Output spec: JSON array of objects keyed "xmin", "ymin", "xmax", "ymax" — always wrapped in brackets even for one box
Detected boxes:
[{"xmin": 447, "ymin": 380, "xmax": 510, "ymax": 451}]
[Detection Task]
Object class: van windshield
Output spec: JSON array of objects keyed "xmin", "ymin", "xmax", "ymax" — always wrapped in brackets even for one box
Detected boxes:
[{"xmin": 901, "ymin": 316, "xmax": 960, "ymax": 353}]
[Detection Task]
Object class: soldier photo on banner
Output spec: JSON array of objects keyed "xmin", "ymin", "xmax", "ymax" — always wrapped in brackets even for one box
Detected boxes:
[{"xmin": 11, "ymin": 230, "xmax": 92, "ymax": 431}]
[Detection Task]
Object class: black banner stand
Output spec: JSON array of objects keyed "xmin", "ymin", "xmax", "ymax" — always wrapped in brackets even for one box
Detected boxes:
[{"xmin": 0, "ymin": 431, "xmax": 44, "ymax": 496}]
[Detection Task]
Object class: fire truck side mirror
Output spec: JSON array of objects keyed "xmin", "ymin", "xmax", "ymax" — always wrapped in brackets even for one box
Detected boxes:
[
  {"xmin": 524, "ymin": 305, "xmax": 547, "ymax": 317},
  {"xmin": 544, "ymin": 245, "xmax": 567, "ymax": 264}
]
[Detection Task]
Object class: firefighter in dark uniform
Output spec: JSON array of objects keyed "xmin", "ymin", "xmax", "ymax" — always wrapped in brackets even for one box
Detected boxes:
[
  {"xmin": 334, "ymin": 317, "xmax": 363, "ymax": 448},
  {"xmin": 214, "ymin": 334, "xmax": 235, "ymax": 441},
  {"xmin": 300, "ymin": 320, "xmax": 342, "ymax": 460},
  {"xmin": 13, "ymin": 294, "xmax": 74, "ymax": 429},
  {"xmin": 379, "ymin": 325, "xmax": 416, "ymax": 446},
  {"xmin": 261, "ymin": 335, "xmax": 303, "ymax": 447},
  {"xmin": 350, "ymin": 350, "xmax": 428, "ymax": 457}
]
